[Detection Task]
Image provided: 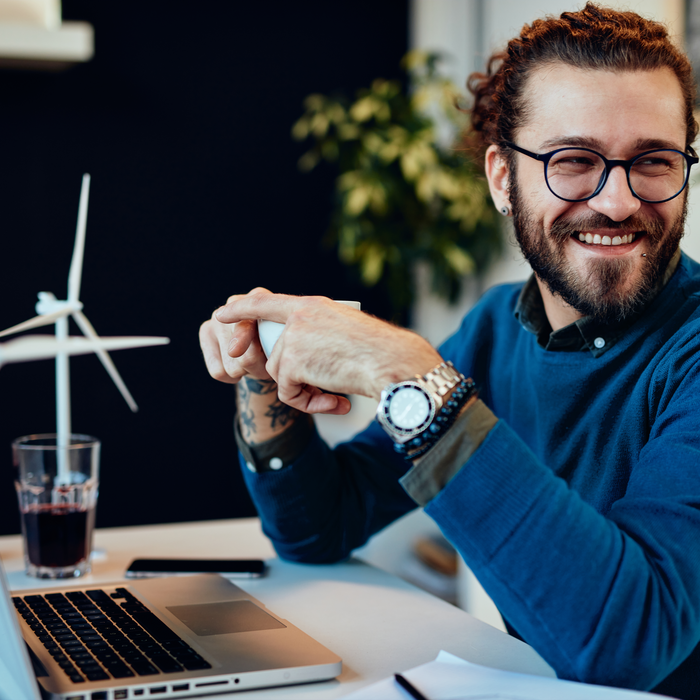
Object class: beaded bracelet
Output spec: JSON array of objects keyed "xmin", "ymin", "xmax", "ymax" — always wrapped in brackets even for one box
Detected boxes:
[{"xmin": 393, "ymin": 378, "xmax": 477, "ymax": 461}]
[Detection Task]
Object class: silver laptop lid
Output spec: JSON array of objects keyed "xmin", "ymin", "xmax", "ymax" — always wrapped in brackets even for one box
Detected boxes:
[{"xmin": 0, "ymin": 557, "xmax": 42, "ymax": 700}]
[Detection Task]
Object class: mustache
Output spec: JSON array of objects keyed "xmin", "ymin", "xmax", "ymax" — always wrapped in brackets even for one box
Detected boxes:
[{"xmin": 549, "ymin": 212, "xmax": 666, "ymax": 245}]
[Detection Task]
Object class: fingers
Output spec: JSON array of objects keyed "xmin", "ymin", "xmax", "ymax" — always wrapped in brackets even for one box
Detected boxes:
[
  {"xmin": 199, "ymin": 296, "xmax": 272, "ymax": 384},
  {"xmin": 227, "ymin": 319, "xmax": 257, "ymax": 357},
  {"xmin": 201, "ymin": 296, "xmax": 347, "ymax": 414},
  {"xmin": 216, "ymin": 289, "xmax": 319, "ymax": 325},
  {"xmin": 199, "ymin": 319, "xmax": 238, "ymax": 384},
  {"xmin": 233, "ymin": 326, "xmax": 270, "ymax": 379},
  {"xmin": 277, "ymin": 382, "xmax": 352, "ymax": 415}
]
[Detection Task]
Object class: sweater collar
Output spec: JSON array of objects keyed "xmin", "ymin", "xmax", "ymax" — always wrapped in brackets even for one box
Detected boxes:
[{"xmin": 514, "ymin": 248, "xmax": 682, "ymax": 356}]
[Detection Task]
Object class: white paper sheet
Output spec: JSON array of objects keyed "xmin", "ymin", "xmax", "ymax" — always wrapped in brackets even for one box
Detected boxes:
[{"xmin": 345, "ymin": 650, "xmax": 675, "ymax": 699}]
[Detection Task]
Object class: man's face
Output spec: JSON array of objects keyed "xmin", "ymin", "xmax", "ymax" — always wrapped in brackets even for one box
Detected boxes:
[{"xmin": 507, "ymin": 64, "xmax": 688, "ymax": 323}]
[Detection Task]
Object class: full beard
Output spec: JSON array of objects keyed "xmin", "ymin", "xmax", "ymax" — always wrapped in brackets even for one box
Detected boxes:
[{"xmin": 510, "ymin": 180, "xmax": 686, "ymax": 324}]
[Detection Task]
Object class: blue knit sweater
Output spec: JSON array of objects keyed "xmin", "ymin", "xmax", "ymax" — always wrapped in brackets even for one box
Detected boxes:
[{"xmin": 241, "ymin": 253, "xmax": 700, "ymax": 698}]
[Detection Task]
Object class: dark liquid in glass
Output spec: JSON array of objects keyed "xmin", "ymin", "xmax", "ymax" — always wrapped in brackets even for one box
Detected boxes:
[{"xmin": 23, "ymin": 504, "xmax": 88, "ymax": 567}]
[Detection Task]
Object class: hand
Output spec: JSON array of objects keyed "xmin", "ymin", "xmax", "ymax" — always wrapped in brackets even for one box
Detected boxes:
[
  {"xmin": 215, "ymin": 291, "xmax": 442, "ymax": 414},
  {"xmin": 199, "ymin": 289, "xmax": 272, "ymax": 386}
]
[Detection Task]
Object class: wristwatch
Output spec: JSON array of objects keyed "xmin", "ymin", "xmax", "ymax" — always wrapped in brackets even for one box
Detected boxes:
[{"xmin": 376, "ymin": 361, "xmax": 466, "ymax": 444}]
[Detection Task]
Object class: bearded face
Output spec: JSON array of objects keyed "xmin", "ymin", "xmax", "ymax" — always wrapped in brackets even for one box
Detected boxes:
[
  {"xmin": 509, "ymin": 171, "xmax": 686, "ymax": 324},
  {"xmin": 486, "ymin": 66, "xmax": 691, "ymax": 326}
]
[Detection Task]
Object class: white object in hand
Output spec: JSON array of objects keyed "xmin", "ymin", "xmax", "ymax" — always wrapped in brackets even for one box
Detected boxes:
[{"xmin": 258, "ymin": 300, "xmax": 361, "ymax": 358}]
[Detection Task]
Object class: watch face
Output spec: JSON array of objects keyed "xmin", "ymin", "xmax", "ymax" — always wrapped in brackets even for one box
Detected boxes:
[{"xmin": 388, "ymin": 386, "xmax": 431, "ymax": 430}]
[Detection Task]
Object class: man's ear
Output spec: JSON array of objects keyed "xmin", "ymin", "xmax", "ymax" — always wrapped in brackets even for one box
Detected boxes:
[{"xmin": 485, "ymin": 144, "xmax": 511, "ymax": 214}]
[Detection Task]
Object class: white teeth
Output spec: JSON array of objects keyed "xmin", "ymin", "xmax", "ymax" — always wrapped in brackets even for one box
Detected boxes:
[{"xmin": 578, "ymin": 232, "xmax": 638, "ymax": 246}]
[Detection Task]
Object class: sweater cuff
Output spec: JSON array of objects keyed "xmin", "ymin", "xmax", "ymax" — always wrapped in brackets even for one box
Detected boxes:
[
  {"xmin": 399, "ymin": 399, "xmax": 497, "ymax": 506},
  {"xmin": 234, "ymin": 413, "xmax": 315, "ymax": 473}
]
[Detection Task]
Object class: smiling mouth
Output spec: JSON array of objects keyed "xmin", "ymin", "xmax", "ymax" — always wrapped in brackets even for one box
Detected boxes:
[{"xmin": 575, "ymin": 232, "xmax": 639, "ymax": 246}]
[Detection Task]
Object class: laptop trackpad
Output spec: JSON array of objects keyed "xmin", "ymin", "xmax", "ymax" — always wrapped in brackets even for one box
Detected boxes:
[{"xmin": 167, "ymin": 600, "xmax": 286, "ymax": 636}]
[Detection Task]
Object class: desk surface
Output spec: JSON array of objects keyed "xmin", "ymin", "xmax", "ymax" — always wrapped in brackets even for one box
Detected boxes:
[{"xmin": 0, "ymin": 518, "xmax": 555, "ymax": 698}]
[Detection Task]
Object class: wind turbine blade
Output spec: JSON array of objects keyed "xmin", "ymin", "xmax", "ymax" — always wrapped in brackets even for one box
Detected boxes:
[
  {"xmin": 68, "ymin": 174, "xmax": 91, "ymax": 302},
  {"xmin": 72, "ymin": 310, "xmax": 139, "ymax": 412},
  {"xmin": 0, "ymin": 335, "xmax": 169, "ymax": 366},
  {"xmin": 0, "ymin": 309, "xmax": 71, "ymax": 338}
]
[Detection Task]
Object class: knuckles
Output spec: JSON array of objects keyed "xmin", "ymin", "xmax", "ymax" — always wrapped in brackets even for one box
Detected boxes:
[
  {"xmin": 285, "ymin": 296, "xmax": 332, "ymax": 328},
  {"xmin": 245, "ymin": 288, "xmax": 274, "ymax": 306},
  {"xmin": 209, "ymin": 366, "xmax": 235, "ymax": 383}
]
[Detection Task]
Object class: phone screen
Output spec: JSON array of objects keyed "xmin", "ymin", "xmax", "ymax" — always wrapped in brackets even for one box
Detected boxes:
[{"xmin": 125, "ymin": 558, "xmax": 266, "ymax": 579}]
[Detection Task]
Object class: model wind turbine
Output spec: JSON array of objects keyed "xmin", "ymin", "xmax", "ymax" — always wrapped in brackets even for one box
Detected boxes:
[
  {"xmin": 0, "ymin": 335, "xmax": 169, "ymax": 368},
  {"xmin": 0, "ymin": 174, "xmax": 169, "ymax": 481}
]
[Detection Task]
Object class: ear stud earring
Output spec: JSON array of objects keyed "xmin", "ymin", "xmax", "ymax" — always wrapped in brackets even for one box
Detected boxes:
[{"xmin": 500, "ymin": 205, "xmax": 511, "ymax": 216}]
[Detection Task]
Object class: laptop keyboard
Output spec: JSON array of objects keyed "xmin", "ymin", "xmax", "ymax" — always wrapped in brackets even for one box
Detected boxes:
[{"xmin": 13, "ymin": 587, "xmax": 211, "ymax": 684}]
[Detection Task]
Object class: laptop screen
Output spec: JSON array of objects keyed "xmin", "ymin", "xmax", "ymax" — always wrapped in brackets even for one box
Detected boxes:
[{"xmin": 0, "ymin": 558, "xmax": 42, "ymax": 700}]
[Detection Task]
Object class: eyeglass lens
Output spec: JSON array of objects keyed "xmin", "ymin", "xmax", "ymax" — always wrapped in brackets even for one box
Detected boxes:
[{"xmin": 545, "ymin": 149, "xmax": 689, "ymax": 202}]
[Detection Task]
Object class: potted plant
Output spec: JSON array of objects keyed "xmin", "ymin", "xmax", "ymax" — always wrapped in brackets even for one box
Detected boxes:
[{"xmin": 292, "ymin": 51, "xmax": 502, "ymax": 318}]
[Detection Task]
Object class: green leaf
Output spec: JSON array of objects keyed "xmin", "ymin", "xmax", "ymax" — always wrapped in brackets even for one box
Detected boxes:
[
  {"xmin": 297, "ymin": 150, "xmax": 320, "ymax": 172},
  {"xmin": 443, "ymin": 243, "xmax": 475, "ymax": 275},
  {"xmin": 360, "ymin": 243, "xmax": 386, "ymax": 285}
]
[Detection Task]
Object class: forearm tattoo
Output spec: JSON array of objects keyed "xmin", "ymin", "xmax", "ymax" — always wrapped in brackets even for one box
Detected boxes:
[
  {"xmin": 244, "ymin": 378, "xmax": 277, "ymax": 396},
  {"xmin": 264, "ymin": 400, "xmax": 300, "ymax": 429},
  {"xmin": 237, "ymin": 379, "xmax": 255, "ymax": 439},
  {"xmin": 237, "ymin": 377, "xmax": 300, "ymax": 443}
]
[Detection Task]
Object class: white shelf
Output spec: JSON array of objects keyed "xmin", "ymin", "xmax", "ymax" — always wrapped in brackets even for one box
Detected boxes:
[{"xmin": 0, "ymin": 21, "xmax": 93, "ymax": 68}]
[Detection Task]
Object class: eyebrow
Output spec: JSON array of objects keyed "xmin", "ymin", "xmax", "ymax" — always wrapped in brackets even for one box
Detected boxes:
[{"xmin": 537, "ymin": 136, "xmax": 684, "ymax": 153}]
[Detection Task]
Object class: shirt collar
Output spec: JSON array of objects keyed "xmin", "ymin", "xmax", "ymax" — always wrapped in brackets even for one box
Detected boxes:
[{"xmin": 514, "ymin": 248, "xmax": 682, "ymax": 356}]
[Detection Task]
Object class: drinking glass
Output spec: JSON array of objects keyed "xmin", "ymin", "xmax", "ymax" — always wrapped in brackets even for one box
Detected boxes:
[{"xmin": 12, "ymin": 434, "xmax": 100, "ymax": 578}]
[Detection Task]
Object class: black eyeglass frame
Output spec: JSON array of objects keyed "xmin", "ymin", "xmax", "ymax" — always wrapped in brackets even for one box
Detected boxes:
[{"xmin": 504, "ymin": 141, "xmax": 699, "ymax": 204}]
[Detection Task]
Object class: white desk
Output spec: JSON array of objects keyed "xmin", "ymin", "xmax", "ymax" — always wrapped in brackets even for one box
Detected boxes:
[{"xmin": 0, "ymin": 518, "xmax": 555, "ymax": 698}]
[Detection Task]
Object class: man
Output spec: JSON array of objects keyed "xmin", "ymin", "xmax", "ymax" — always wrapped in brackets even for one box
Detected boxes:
[{"xmin": 199, "ymin": 4, "xmax": 700, "ymax": 697}]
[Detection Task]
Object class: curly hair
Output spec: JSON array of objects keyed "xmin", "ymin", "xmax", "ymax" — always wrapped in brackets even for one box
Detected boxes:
[{"xmin": 465, "ymin": 2, "xmax": 698, "ymax": 165}]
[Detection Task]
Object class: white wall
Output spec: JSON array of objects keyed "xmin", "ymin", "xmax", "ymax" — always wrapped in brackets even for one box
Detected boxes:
[{"xmin": 410, "ymin": 0, "xmax": 685, "ymax": 84}]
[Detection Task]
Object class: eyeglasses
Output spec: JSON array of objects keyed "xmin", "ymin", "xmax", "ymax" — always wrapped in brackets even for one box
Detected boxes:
[{"xmin": 504, "ymin": 141, "xmax": 699, "ymax": 204}]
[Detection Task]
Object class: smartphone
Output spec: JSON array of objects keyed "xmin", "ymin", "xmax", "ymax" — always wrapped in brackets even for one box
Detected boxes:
[{"xmin": 125, "ymin": 558, "xmax": 266, "ymax": 579}]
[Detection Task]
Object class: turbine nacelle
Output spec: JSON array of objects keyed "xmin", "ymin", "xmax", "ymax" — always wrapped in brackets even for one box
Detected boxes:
[{"xmin": 36, "ymin": 293, "xmax": 83, "ymax": 317}]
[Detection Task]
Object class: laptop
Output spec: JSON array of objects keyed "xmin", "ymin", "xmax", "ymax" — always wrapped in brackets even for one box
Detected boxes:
[{"xmin": 0, "ymin": 557, "xmax": 342, "ymax": 699}]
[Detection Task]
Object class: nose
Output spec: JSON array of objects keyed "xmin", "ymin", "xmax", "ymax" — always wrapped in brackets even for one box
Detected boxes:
[{"xmin": 586, "ymin": 164, "xmax": 641, "ymax": 221}]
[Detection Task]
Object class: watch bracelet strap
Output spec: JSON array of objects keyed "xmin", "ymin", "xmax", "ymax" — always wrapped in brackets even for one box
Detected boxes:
[
  {"xmin": 420, "ymin": 361, "xmax": 465, "ymax": 399},
  {"xmin": 393, "ymin": 376, "xmax": 478, "ymax": 461}
]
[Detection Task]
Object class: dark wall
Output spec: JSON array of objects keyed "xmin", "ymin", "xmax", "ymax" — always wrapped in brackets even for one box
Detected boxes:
[{"xmin": 0, "ymin": 1, "xmax": 408, "ymax": 533}]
